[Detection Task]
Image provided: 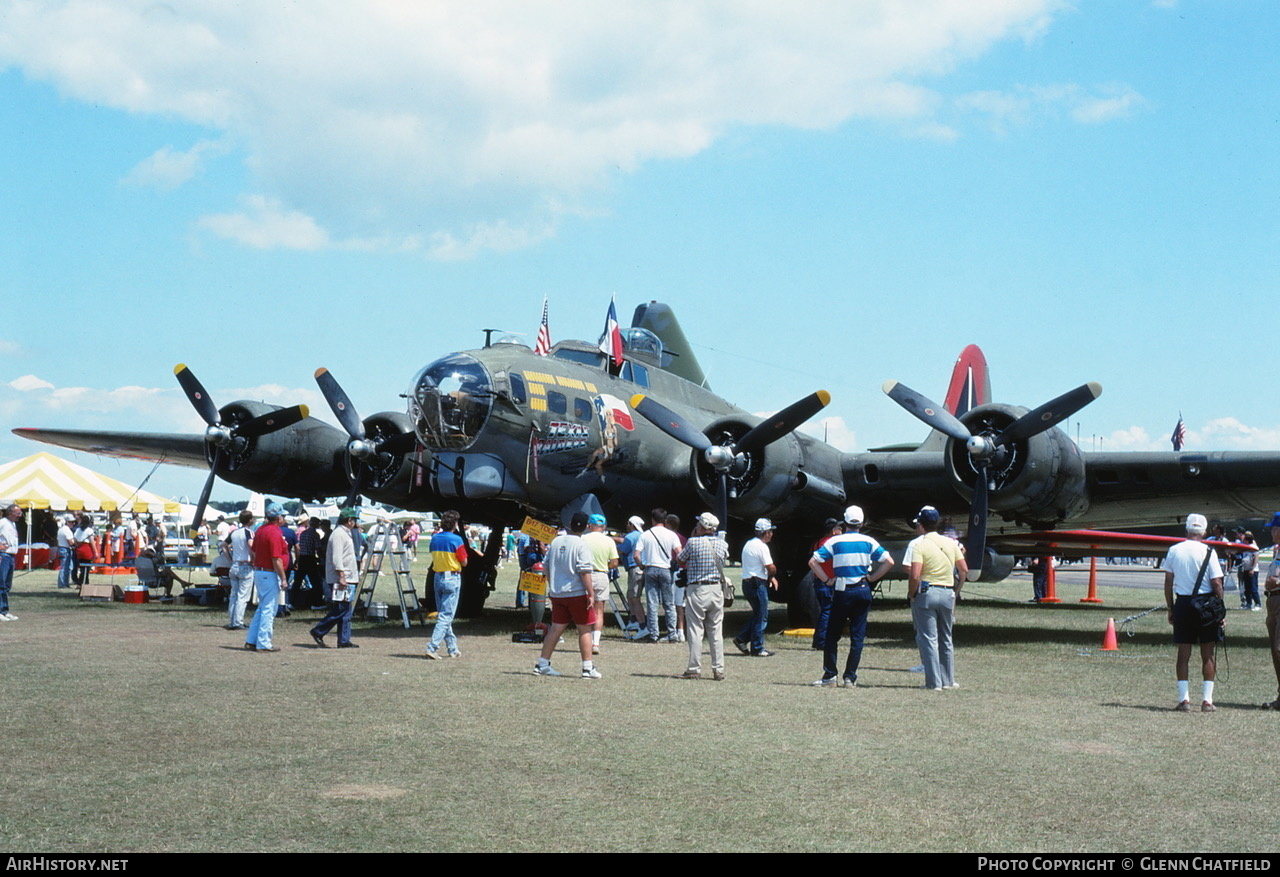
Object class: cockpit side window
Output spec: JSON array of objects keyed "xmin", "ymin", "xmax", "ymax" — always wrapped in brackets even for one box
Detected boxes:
[
  {"xmin": 574, "ymin": 397, "xmax": 592, "ymax": 421},
  {"xmin": 547, "ymin": 390, "xmax": 567, "ymax": 415},
  {"xmin": 509, "ymin": 373, "xmax": 527, "ymax": 405}
]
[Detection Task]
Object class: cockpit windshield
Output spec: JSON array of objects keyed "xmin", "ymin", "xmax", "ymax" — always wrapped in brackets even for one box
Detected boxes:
[{"xmin": 409, "ymin": 353, "xmax": 493, "ymax": 450}]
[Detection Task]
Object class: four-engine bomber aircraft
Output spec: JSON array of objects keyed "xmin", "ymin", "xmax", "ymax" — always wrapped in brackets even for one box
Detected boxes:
[{"xmin": 15, "ymin": 301, "xmax": 1280, "ymax": 615}]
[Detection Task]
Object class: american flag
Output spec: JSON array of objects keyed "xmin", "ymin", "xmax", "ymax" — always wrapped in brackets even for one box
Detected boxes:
[
  {"xmin": 598, "ymin": 295, "xmax": 623, "ymax": 368},
  {"xmin": 1171, "ymin": 414, "xmax": 1186, "ymax": 451},
  {"xmin": 533, "ymin": 298, "xmax": 551, "ymax": 356}
]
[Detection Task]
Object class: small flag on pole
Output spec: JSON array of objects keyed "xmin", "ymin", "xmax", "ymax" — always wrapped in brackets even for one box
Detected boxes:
[
  {"xmin": 1171, "ymin": 413, "xmax": 1186, "ymax": 451},
  {"xmin": 598, "ymin": 295, "xmax": 623, "ymax": 368},
  {"xmin": 533, "ymin": 298, "xmax": 551, "ymax": 356}
]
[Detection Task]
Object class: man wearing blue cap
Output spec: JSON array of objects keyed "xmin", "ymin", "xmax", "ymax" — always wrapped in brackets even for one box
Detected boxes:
[
  {"xmin": 245, "ymin": 502, "xmax": 290, "ymax": 652},
  {"xmin": 1260, "ymin": 512, "xmax": 1280, "ymax": 710},
  {"xmin": 906, "ymin": 505, "xmax": 967, "ymax": 691},
  {"xmin": 581, "ymin": 513, "xmax": 619, "ymax": 656}
]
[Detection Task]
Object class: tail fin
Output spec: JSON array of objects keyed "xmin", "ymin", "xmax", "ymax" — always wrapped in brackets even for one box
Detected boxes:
[
  {"xmin": 630, "ymin": 302, "xmax": 710, "ymax": 389},
  {"xmin": 943, "ymin": 345, "xmax": 990, "ymax": 417}
]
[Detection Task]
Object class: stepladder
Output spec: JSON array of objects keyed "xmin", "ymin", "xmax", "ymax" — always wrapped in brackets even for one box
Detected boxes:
[{"xmin": 354, "ymin": 521, "xmax": 427, "ymax": 628}]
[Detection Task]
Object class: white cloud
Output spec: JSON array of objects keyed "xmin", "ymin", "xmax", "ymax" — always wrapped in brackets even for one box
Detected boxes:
[
  {"xmin": 8, "ymin": 375, "xmax": 54, "ymax": 392},
  {"xmin": 121, "ymin": 138, "xmax": 230, "ymax": 190},
  {"xmin": 0, "ymin": 341, "xmax": 21, "ymax": 356},
  {"xmin": 198, "ymin": 195, "xmax": 329, "ymax": 250},
  {"xmin": 957, "ymin": 82, "xmax": 1146, "ymax": 132},
  {"xmin": 0, "ymin": 0, "xmax": 1066, "ymax": 256},
  {"xmin": 1099, "ymin": 418, "xmax": 1280, "ymax": 453}
]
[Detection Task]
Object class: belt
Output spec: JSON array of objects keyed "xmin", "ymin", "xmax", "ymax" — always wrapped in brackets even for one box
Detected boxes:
[
  {"xmin": 253, "ymin": 567, "xmax": 276, "ymax": 573},
  {"xmin": 1266, "ymin": 590, "xmax": 1280, "ymax": 597}
]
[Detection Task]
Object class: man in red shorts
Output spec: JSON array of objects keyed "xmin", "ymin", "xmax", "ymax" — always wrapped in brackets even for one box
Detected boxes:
[{"xmin": 533, "ymin": 512, "xmax": 601, "ymax": 679}]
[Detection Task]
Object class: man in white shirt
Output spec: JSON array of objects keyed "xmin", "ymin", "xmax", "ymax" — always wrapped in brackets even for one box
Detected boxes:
[
  {"xmin": 1164, "ymin": 512, "xmax": 1224, "ymax": 712},
  {"xmin": 533, "ymin": 512, "xmax": 601, "ymax": 678},
  {"xmin": 0, "ymin": 504, "xmax": 23, "ymax": 621},
  {"xmin": 633, "ymin": 508, "xmax": 683, "ymax": 643},
  {"xmin": 225, "ymin": 510, "xmax": 255, "ymax": 631},
  {"xmin": 734, "ymin": 518, "xmax": 779, "ymax": 657},
  {"xmin": 56, "ymin": 515, "xmax": 75, "ymax": 589}
]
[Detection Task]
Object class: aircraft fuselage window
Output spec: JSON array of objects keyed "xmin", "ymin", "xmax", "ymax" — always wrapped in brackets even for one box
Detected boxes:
[
  {"xmin": 547, "ymin": 390, "xmax": 567, "ymax": 415},
  {"xmin": 863, "ymin": 464, "xmax": 880, "ymax": 484},
  {"xmin": 619, "ymin": 361, "xmax": 650, "ymax": 387},
  {"xmin": 574, "ymin": 398, "xmax": 592, "ymax": 421},
  {"xmin": 509, "ymin": 374, "xmax": 527, "ymax": 404},
  {"xmin": 553, "ymin": 348, "xmax": 606, "ymax": 368}
]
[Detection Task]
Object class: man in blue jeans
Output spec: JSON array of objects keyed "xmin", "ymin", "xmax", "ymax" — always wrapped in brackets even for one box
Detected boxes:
[
  {"xmin": 0, "ymin": 503, "xmax": 21, "ymax": 622},
  {"xmin": 807, "ymin": 506, "xmax": 894, "ymax": 687},
  {"xmin": 425, "ymin": 510, "xmax": 468, "ymax": 660},
  {"xmin": 734, "ymin": 518, "xmax": 779, "ymax": 657}
]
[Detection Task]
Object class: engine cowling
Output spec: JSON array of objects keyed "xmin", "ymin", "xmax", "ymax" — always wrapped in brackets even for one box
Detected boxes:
[
  {"xmin": 691, "ymin": 416, "xmax": 844, "ymax": 522},
  {"xmin": 945, "ymin": 403, "xmax": 1088, "ymax": 527},
  {"xmin": 347, "ymin": 411, "xmax": 419, "ymax": 503},
  {"xmin": 210, "ymin": 401, "xmax": 350, "ymax": 500}
]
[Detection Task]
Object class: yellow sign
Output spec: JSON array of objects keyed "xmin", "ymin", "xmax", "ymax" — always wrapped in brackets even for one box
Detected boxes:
[
  {"xmin": 520, "ymin": 516, "xmax": 558, "ymax": 544},
  {"xmin": 519, "ymin": 571, "xmax": 547, "ymax": 596}
]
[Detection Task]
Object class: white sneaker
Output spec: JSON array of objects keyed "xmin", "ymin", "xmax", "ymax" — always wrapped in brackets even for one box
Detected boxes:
[
  {"xmin": 811, "ymin": 677, "xmax": 838, "ymax": 687},
  {"xmin": 424, "ymin": 646, "xmax": 442, "ymax": 660},
  {"xmin": 0, "ymin": 613, "xmax": 16, "ymax": 621},
  {"xmin": 944, "ymin": 682, "xmax": 960, "ymax": 689},
  {"xmin": 533, "ymin": 664, "xmax": 562, "ymax": 676},
  {"xmin": 582, "ymin": 666, "xmax": 602, "ymax": 679}
]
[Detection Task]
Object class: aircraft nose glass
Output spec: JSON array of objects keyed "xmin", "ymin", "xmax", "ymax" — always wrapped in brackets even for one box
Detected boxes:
[{"xmin": 410, "ymin": 353, "xmax": 494, "ymax": 450}]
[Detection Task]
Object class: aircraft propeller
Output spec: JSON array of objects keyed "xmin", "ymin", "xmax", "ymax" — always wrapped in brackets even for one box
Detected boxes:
[
  {"xmin": 174, "ymin": 364, "xmax": 309, "ymax": 529},
  {"xmin": 630, "ymin": 390, "xmax": 831, "ymax": 529},
  {"xmin": 314, "ymin": 368, "xmax": 418, "ymax": 507},
  {"xmin": 882, "ymin": 379, "xmax": 1102, "ymax": 571}
]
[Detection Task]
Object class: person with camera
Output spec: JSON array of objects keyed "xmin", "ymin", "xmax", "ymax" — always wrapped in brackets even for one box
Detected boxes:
[{"xmin": 1163, "ymin": 513, "xmax": 1224, "ymax": 712}]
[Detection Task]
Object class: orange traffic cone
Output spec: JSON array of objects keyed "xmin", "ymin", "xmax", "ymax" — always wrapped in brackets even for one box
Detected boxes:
[{"xmin": 1101, "ymin": 617, "xmax": 1119, "ymax": 651}]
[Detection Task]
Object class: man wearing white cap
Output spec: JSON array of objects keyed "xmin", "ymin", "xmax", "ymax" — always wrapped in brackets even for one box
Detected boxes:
[
  {"xmin": 807, "ymin": 505, "xmax": 893, "ymax": 686},
  {"xmin": 676, "ymin": 512, "xmax": 729, "ymax": 680},
  {"xmin": 734, "ymin": 518, "xmax": 779, "ymax": 657},
  {"xmin": 1163, "ymin": 512, "xmax": 1224, "ymax": 712}
]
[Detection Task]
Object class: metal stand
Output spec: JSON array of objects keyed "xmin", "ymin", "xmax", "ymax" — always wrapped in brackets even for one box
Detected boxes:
[{"xmin": 355, "ymin": 521, "xmax": 426, "ymax": 628}]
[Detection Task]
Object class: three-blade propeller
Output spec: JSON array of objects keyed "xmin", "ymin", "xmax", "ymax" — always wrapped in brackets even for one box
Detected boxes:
[
  {"xmin": 630, "ymin": 390, "xmax": 830, "ymax": 529},
  {"xmin": 175, "ymin": 364, "xmax": 309, "ymax": 529},
  {"xmin": 882, "ymin": 379, "xmax": 1102, "ymax": 571},
  {"xmin": 314, "ymin": 368, "xmax": 417, "ymax": 507}
]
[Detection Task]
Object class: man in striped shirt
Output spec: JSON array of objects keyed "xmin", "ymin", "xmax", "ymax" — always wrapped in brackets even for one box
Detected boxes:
[{"xmin": 807, "ymin": 505, "xmax": 894, "ymax": 688}]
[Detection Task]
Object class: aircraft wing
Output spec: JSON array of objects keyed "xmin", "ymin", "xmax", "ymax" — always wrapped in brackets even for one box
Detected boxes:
[
  {"xmin": 989, "ymin": 529, "xmax": 1254, "ymax": 560},
  {"xmin": 1080, "ymin": 451, "xmax": 1280, "ymax": 529},
  {"xmin": 13, "ymin": 427, "xmax": 210, "ymax": 469}
]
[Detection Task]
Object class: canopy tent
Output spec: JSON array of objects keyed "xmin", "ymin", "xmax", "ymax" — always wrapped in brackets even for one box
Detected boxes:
[{"xmin": 0, "ymin": 452, "xmax": 181, "ymax": 514}]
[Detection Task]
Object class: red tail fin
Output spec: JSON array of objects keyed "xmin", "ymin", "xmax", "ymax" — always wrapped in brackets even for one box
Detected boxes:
[{"xmin": 944, "ymin": 345, "xmax": 990, "ymax": 417}]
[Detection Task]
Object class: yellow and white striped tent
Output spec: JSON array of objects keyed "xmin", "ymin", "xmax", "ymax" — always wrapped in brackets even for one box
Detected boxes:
[{"xmin": 0, "ymin": 451, "xmax": 180, "ymax": 513}]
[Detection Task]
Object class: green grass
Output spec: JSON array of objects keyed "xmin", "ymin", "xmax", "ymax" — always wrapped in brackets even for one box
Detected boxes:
[{"xmin": 0, "ymin": 562, "xmax": 1276, "ymax": 852}]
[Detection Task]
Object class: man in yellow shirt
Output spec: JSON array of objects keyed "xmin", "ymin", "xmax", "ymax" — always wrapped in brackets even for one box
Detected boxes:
[
  {"xmin": 906, "ymin": 506, "xmax": 968, "ymax": 692},
  {"xmin": 582, "ymin": 514, "xmax": 619, "ymax": 655}
]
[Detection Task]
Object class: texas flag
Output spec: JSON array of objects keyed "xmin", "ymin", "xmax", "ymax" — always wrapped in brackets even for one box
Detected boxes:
[{"xmin": 598, "ymin": 295, "xmax": 623, "ymax": 368}]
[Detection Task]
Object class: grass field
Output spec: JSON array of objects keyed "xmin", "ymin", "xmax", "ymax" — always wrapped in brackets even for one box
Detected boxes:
[{"xmin": 1, "ymin": 560, "xmax": 1276, "ymax": 853}]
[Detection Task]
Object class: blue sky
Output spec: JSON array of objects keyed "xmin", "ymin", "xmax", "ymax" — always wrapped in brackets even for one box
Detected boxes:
[{"xmin": 2, "ymin": 0, "xmax": 1277, "ymax": 503}]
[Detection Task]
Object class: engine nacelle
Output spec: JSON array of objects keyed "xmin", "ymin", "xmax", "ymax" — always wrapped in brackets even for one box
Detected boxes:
[
  {"xmin": 691, "ymin": 416, "xmax": 845, "ymax": 523},
  {"xmin": 349, "ymin": 411, "xmax": 420, "ymax": 504},
  {"xmin": 946, "ymin": 402, "xmax": 1088, "ymax": 527},
  {"xmin": 211, "ymin": 401, "xmax": 350, "ymax": 500}
]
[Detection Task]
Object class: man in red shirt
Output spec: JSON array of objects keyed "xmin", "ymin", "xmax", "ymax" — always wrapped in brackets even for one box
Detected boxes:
[{"xmin": 245, "ymin": 502, "xmax": 291, "ymax": 653}]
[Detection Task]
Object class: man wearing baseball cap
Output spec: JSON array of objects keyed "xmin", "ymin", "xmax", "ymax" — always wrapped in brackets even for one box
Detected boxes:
[
  {"xmin": 733, "ymin": 518, "xmax": 780, "ymax": 657},
  {"xmin": 582, "ymin": 513, "xmax": 619, "ymax": 656},
  {"xmin": 807, "ymin": 505, "xmax": 893, "ymax": 686},
  {"xmin": 1163, "ymin": 512, "xmax": 1225, "ymax": 711},
  {"xmin": 245, "ymin": 502, "xmax": 290, "ymax": 653},
  {"xmin": 905, "ymin": 505, "xmax": 967, "ymax": 691},
  {"xmin": 310, "ymin": 507, "xmax": 361, "ymax": 649}
]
